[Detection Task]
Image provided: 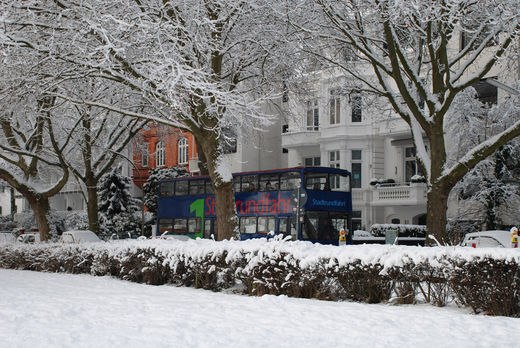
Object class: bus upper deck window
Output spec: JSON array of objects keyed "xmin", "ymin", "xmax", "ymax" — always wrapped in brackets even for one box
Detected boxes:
[
  {"xmin": 241, "ymin": 175, "xmax": 258, "ymax": 192},
  {"xmin": 205, "ymin": 180, "xmax": 214, "ymax": 194},
  {"xmin": 175, "ymin": 180, "xmax": 188, "ymax": 196},
  {"xmin": 233, "ymin": 177, "xmax": 241, "ymax": 193},
  {"xmin": 160, "ymin": 182, "xmax": 175, "ymax": 196},
  {"xmin": 259, "ymin": 174, "xmax": 279, "ymax": 191},
  {"xmin": 332, "ymin": 174, "xmax": 350, "ymax": 192},
  {"xmin": 305, "ymin": 173, "xmax": 327, "ymax": 190},
  {"xmin": 189, "ymin": 180, "xmax": 205, "ymax": 195},
  {"xmin": 280, "ymin": 172, "xmax": 301, "ymax": 190}
]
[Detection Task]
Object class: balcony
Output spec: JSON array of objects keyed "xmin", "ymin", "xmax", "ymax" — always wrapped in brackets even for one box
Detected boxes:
[
  {"xmin": 281, "ymin": 129, "xmax": 321, "ymax": 149},
  {"xmin": 371, "ymin": 183, "xmax": 427, "ymax": 206}
]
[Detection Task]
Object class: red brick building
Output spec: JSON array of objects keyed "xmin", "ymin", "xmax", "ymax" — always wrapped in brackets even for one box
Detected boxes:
[{"xmin": 132, "ymin": 125, "xmax": 199, "ymax": 188}]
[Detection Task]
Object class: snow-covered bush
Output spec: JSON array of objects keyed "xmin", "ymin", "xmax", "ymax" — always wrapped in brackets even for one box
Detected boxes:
[{"xmin": 1, "ymin": 240, "xmax": 520, "ymax": 316}]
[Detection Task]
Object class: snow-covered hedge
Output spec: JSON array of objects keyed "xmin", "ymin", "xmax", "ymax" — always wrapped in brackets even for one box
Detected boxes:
[{"xmin": 1, "ymin": 238, "xmax": 519, "ymax": 317}]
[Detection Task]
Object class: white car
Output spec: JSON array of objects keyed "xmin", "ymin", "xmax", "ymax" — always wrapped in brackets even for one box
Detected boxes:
[
  {"xmin": 17, "ymin": 233, "xmax": 41, "ymax": 244},
  {"xmin": 60, "ymin": 230, "xmax": 102, "ymax": 243},
  {"xmin": 157, "ymin": 231, "xmax": 192, "ymax": 241},
  {"xmin": 461, "ymin": 230, "xmax": 512, "ymax": 248}
]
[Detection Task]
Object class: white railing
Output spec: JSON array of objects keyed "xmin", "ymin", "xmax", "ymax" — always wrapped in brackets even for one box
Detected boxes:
[
  {"xmin": 372, "ymin": 183, "xmax": 427, "ymax": 205},
  {"xmin": 377, "ymin": 187, "xmax": 411, "ymax": 200}
]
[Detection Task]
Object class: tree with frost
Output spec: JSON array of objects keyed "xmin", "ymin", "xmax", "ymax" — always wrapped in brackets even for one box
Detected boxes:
[
  {"xmin": 61, "ymin": 77, "xmax": 149, "ymax": 235},
  {"xmin": 291, "ymin": 0, "xmax": 520, "ymax": 244},
  {"xmin": 1, "ymin": 0, "xmax": 290, "ymax": 240},
  {"xmin": 98, "ymin": 166, "xmax": 141, "ymax": 237},
  {"xmin": 0, "ymin": 46, "xmax": 76, "ymax": 241},
  {"xmin": 143, "ymin": 166, "xmax": 188, "ymax": 218},
  {"xmin": 449, "ymin": 92, "xmax": 520, "ymax": 229}
]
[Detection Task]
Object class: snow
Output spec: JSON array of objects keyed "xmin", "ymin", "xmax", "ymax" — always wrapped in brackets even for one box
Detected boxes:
[{"xmin": 0, "ymin": 268, "xmax": 518, "ymax": 348}]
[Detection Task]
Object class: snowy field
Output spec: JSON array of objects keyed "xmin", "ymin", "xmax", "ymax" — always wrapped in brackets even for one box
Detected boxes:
[{"xmin": 0, "ymin": 269, "xmax": 518, "ymax": 348}]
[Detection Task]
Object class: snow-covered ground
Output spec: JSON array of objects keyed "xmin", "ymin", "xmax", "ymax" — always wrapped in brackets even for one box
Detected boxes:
[{"xmin": 0, "ymin": 269, "xmax": 518, "ymax": 348}]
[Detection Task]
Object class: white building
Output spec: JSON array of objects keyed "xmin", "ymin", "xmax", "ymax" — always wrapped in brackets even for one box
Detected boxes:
[{"xmin": 280, "ymin": 70, "xmax": 427, "ymax": 230}]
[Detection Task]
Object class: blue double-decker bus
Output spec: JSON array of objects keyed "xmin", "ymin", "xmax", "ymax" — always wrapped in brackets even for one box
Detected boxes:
[{"xmin": 156, "ymin": 166, "xmax": 353, "ymax": 245}]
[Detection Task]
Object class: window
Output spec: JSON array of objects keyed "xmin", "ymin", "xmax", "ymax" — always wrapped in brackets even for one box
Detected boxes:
[
  {"xmin": 178, "ymin": 138, "xmax": 188, "ymax": 165},
  {"xmin": 329, "ymin": 173, "xmax": 350, "ymax": 192},
  {"xmin": 205, "ymin": 180, "xmax": 214, "ymax": 194},
  {"xmin": 280, "ymin": 172, "xmax": 301, "ymax": 191},
  {"xmin": 329, "ymin": 151, "xmax": 341, "ymax": 189},
  {"xmin": 329, "ymin": 90, "xmax": 340, "ymax": 125},
  {"xmin": 158, "ymin": 218, "xmax": 174, "ymax": 234},
  {"xmin": 404, "ymin": 147, "xmax": 424, "ymax": 183},
  {"xmin": 351, "ymin": 94, "xmax": 362, "ymax": 122},
  {"xmin": 240, "ymin": 217, "xmax": 257, "ymax": 234},
  {"xmin": 155, "ymin": 141, "xmax": 165, "ymax": 167},
  {"xmin": 241, "ymin": 175, "xmax": 258, "ymax": 192},
  {"xmin": 173, "ymin": 219, "xmax": 187, "ymax": 234},
  {"xmin": 473, "ymin": 80, "xmax": 497, "ymax": 105},
  {"xmin": 187, "ymin": 218, "xmax": 201, "ymax": 234},
  {"xmin": 304, "ymin": 157, "xmax": 321, "ymax": 167},
  {"xmin": 302, "ymin": 211, "xmax": 343, "ymax": 242},
  {"xmin": 306, "ymin": 100, "xmax": 319, "ymax": 131},
  {"xmin": 259, "ymin": 174, "xmax": 279, "ymax": 191},
  {"xmin": 305, "ymin": 172, "xmax": 328, "ymax": 190},
  {"xmin": 351, "ymin": 150, "xmax": 362, "ymax": 188},
  {"xmin": 141, "ymin": 148, "xmax": 148, "ymax": 167},
  {"xmin": 329, "ymin": 151, "xmax": 340, "ymax": 168},
  {"xmin": 160, "ymin": 182, "xmax": 175, "ymax": 196},
  {"xmin": 189, "ymin": 180, "xmax": 205, "ymax": 195},
  {"xmin": 258, "ymin": 216, "xmax": 276, "ymax": 234},
  {"xmin": 352, "ymin": 211, "xmax": 362, "ymax": 231},
  {"xmin": 175, "ymin": 180, "xmax": 188, "ymax": 196}
]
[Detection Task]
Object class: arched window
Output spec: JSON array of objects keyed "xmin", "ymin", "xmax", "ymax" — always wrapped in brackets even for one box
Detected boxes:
[
  {"xmin": 156, "ymin": 141, "xmax": 165, "ymax": 167},
  {"xmin": 178, "ymin": 138, "xmax": 188, "ymax": 165}
]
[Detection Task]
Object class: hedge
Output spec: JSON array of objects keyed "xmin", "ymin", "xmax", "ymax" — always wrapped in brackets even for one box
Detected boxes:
[{"xmin": 1, "ymin": 238, "xmax": 519, "ymax": 317}]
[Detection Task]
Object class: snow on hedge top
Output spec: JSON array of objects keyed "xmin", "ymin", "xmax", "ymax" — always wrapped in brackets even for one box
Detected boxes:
[{"xmin": 5, "ymin": 237, "xmax": 520, "ymax": 272}]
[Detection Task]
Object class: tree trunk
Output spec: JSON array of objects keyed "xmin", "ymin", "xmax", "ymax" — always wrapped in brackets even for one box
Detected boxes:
[
  {"xmin": 196, "ymin": 132, "xmax": 238, "ymax": 241},
  {"xmin": 86, "ymin": 180, "xmax": 99, "ymax": 234},
  {"xmin": 212, "ymin": 181, "xmax": 237, "ymax": 240},
  {"xmin": 426, "ymin": 185, "xmax": 450, "ymax": 246},
  {"xmin": 10, "ymin": 187, "xmax": 16, "ymax": 221},
  {"xmin": 27, "ymin": 195, "xmax": 52, "ymax": 242}
]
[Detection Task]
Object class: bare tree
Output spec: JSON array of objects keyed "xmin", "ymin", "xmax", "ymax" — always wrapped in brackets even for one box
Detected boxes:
[{"xmin": 291, "ymin": 0, "xmax": 520, "ymax": 244}]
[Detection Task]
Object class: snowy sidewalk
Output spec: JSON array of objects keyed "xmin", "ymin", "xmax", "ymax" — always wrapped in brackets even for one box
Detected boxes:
[{"xmin": 0, "ymin": 269, "xmax": 517, "ymax": 348}]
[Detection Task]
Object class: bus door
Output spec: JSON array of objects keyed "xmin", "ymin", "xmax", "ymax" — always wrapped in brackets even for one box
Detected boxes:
[
  {"xmin": 277, "ymin": 216, "xmax": 298, "ymax": 240},
  {"xmin": 301, "ymin": 211, "xmax": 349, "ymax": 245}
]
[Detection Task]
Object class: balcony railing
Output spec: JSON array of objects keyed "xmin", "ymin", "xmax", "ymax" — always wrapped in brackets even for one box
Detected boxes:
[{"xmin": 371, "ymin": 183, "xmax": 427, "ymax": 206}]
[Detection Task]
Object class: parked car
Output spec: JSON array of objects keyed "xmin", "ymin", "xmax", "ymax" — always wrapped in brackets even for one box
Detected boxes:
[
  {"xmin": 157, "ymin": 231, "xmax": 192, "ymax": 241},
  {"xmin": 461, "ymin": 230, "xmax": 512, "ymax": 248},
  {"xmin": 60, "ymin": 230, "xmax": 102, "ymax": 243},
  {"xmin": 17, "ymin": 233, "xmax": 41, "ymax": 244}
]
